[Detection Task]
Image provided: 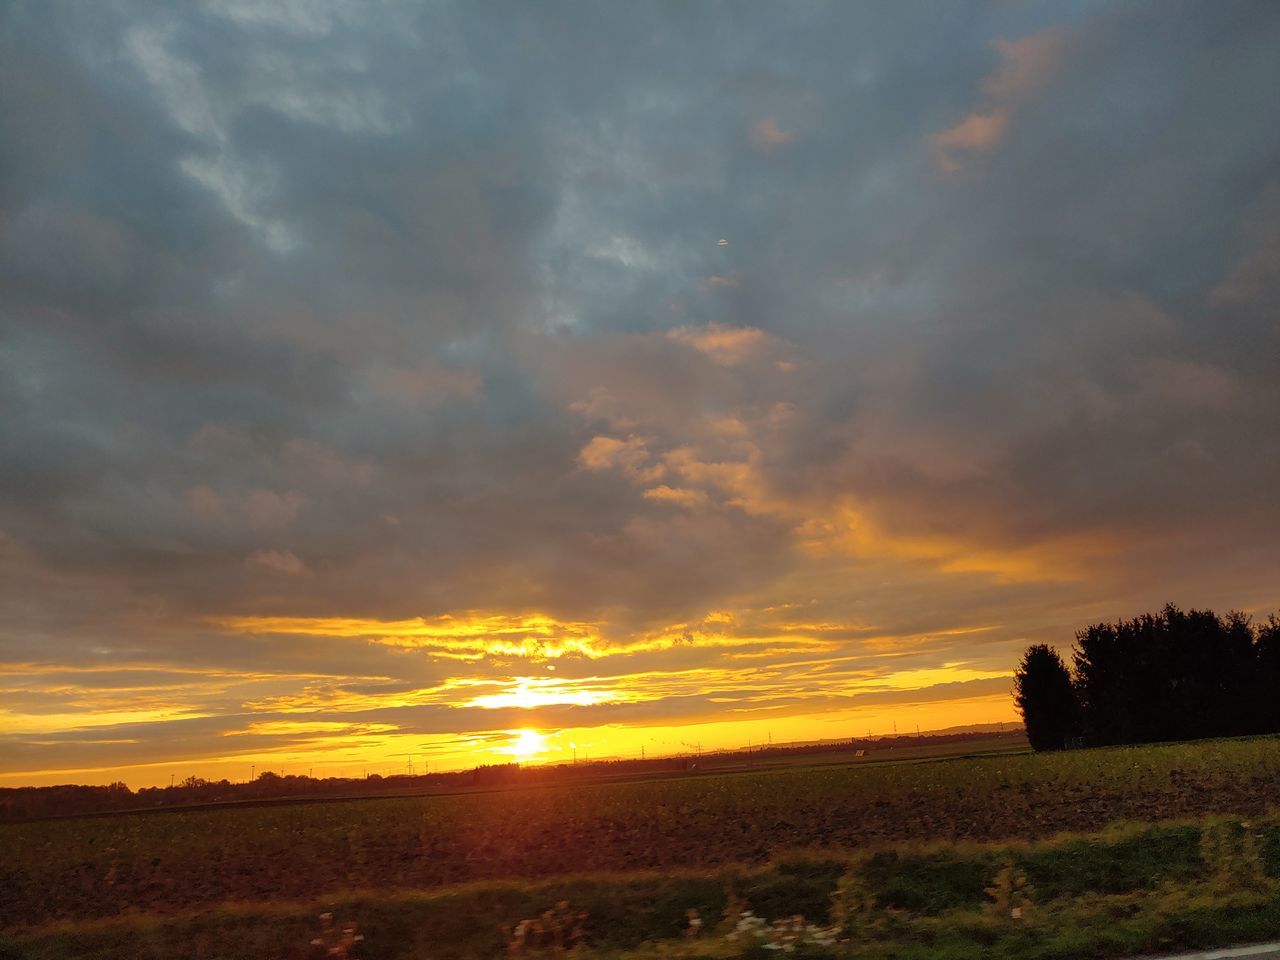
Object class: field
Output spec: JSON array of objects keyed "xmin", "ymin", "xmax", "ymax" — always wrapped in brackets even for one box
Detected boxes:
[{"xmin": 4, "ymin": 737, "xmax": 1280, "ymax": 958}]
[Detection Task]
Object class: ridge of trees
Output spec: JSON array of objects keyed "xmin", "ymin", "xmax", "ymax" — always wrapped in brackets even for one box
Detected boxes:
[{"xmin": 1015, "ymin": 604, "xmax": 1280, "ymax": 751}]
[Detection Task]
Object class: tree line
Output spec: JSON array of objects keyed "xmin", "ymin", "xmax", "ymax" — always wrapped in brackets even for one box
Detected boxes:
[
  {"xmin": 0, "ymin": 757, "xmax": 695, "ymax": 821},
  {"xmin": 1015, "ymin": 604, "xmax": 1280, "ymax": 751}
]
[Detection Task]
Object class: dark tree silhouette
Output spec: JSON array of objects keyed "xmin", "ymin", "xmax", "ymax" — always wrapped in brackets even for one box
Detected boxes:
[
  {"xmin": 1014, "ymin": 604, "xmax": 1280, "ymax": 751},
  {"xmin": 1014, "ymin": 644, "xmax": 1078, "ymax": 751},
  {"xmin": 1253, "ymin": 615, "xmax": 1280, "ymax": 734},
  {"xmin": 1072, "ymin": 604, "xmax": 1261, "ymax": 746}
]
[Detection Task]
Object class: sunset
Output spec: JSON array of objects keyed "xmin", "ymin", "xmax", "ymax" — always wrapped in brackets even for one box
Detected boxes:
[{"xmin": 3, "ymin": 2, "xmax": 1280, "ymax": 957}]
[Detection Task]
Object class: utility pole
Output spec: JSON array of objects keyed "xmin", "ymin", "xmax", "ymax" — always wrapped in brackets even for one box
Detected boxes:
[
  {"xmin": 251, "ymin": 764, "xmax": 255, "ymax": 782},
  {"xmin": 170, "ymin": 773, "xmax": 175, "ymax": 788}
]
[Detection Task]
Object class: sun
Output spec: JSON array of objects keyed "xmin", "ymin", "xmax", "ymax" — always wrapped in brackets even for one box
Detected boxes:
[{"xmin": 508, "ymin": 728, "xmax": 547, "ymax": 760}]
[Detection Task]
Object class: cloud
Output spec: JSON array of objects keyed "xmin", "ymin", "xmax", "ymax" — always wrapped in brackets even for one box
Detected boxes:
[
  {"xmin": 576, "ymin": 435, "xmax": 658, "ymax": 479},
  {"xmin": 932, "ymin": 27, "xmax": 1071, "ymax": 172},
  {"xmin": 642, "ymin": 485, "xmax": 711, "ymax": 510},
  {"xmin": 749, "ymin": 116, "xmax": 794, "ymax": 151},
  {"xmin": 666, "ymin": 323, "xmax": 772, "ymax": 366},
  {"xmin": 372, "ymin": 365, "xmax": 483, "ymax": 407},
  {"xmin": 932, "ymin": 111, "xmax": 1009, "ymax": 169},
  {"xmin": 246, "ymin": 490, "xmax": 307, "ymax": 528},
  {"xmin": 983, "ymin": 30, "xmax": 1072, "ymax": 103},
  {"xmin": 1211, "ymin": 189, "xmax": 1280, "ymax": 323},
  {"xmin": 185, "ymin": 485, "xmax": 225, "ymax": 517},
  {"xmin": 246, "ymin": 549, "xmax": 310, "ymax": 576}
]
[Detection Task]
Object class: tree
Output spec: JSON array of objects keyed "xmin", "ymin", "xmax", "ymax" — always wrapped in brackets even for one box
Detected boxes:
[
  {"xmin": 1073, "ymin": 605, "xmax": 1264, "ymax": 745},
  {"xmin": 1254, "ymin": 615, "xmax": 1280, "ymax": 734},
  {"xmin": 1014, "ymin": 644, "xmax": 1078, "ymax": 751}
]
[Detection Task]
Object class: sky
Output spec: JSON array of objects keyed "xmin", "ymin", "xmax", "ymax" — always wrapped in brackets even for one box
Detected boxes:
[{"xmin": 2, "ymin": 1, "xmax": 1279, "ymax": 787}]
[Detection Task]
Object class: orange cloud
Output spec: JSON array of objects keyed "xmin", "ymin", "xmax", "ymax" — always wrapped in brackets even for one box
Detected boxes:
[
  {"xmin": 749, "ymin": 116, "xmax": 794, "ymax": 150},
  {"xmin": 210, "ymin": 611, "xmax": 850, "ymax": 662},
  {"xmin": 642, "ymin": 484, "xmax": 711, "ymax": 509},
  {"xmin": 666, "ymin": 322, "xmax": 770, "ymax": 366},
  {"xmin": 984, "ymin": 30, "xmax": 1072, "ymax": 103},
  {"xmin": 933, "ymin": 27, "xmax": 1071, "ymax": 173},
  {"xmin": 932, "ymin": 110, "xmax": 1009, "ymax": 160},
  {"xmin": 576, "ymin": 434, "xmax": 663, "ymax": 481}
]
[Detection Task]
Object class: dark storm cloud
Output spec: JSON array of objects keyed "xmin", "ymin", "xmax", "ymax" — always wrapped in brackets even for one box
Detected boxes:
[{"xmin": 2, "ymin": 0, "xmax": 1279, "ymax": 780}]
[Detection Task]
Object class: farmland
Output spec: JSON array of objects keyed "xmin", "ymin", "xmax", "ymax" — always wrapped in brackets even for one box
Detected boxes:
[{"xmin": 3, "ymin": 736, "xmax": 1280, "ymax": 951}]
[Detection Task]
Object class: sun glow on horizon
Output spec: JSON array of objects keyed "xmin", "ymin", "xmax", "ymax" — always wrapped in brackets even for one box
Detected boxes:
[{"xmin": 506, "ymin": 728, "xmax": 548, "ymax": 760}]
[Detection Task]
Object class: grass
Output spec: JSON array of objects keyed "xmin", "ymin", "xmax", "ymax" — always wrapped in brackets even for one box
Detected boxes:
[{"xmin": 5, "ymin": 815, "xmax": 1280, "ymax": 959}]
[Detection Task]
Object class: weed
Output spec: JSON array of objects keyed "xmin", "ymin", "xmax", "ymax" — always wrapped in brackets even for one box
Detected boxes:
[
  {"xmin": 983, "ymin": 863, "xmax": 1035, "ymax": 924},
  {"xmin": 308, "ymin": 912, "xmax": 363, "ymax": 958},
  {"xmin": 507, "ymin": 900, "xmax": 588, "ymax": 954},
  {"xmin": 1201, "ymin": 818, "xmax": 1272, "ymax": 895}
]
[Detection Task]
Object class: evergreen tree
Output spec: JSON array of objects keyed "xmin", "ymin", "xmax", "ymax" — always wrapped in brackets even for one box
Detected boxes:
[
  {"xmin": 1073, "ymin": 605, "xmax": 1267, "ymax": 745},
  {"xmin": 1014, "ymin": 644, "xmax": 1078, "ymax": 751}
]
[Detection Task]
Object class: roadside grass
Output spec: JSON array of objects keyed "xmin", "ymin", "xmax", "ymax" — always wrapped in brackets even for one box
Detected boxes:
[{"xmin": 5, "ymin": 814, "xmax": 1280, "ymax": 960}]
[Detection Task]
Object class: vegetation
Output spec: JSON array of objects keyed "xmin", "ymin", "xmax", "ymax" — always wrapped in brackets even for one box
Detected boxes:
[
  {"xmin": 4, "ymin": 736, "xmax": 1280, "ymax": 930},
  {"xmin": 1015, "ymin": 604, "xmax": 1280, "ymax": 750},
  {"xmin": 1012, "ymin": 646, "xmax": 1077, "ymax": 752},
  {"xmin": 6, "ymin": 814, "xmax": 1280, "ymax": 959}
]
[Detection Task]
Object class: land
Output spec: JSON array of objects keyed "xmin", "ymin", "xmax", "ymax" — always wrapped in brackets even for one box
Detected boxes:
[
  {"xmin": 0, "ymin": 728, "xmax": 1028, "ymax": 822},
  {"xmin": 3, "ymin": 735, "xmax": 1280, "ymax": 959}
]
